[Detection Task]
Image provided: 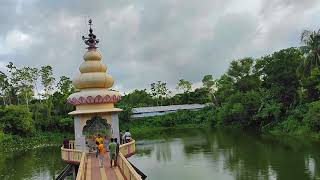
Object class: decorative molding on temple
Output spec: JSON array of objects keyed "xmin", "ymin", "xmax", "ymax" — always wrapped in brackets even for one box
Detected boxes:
[{"xmin": 67, "ymin": 94, "xmax": 121, "ymax": 105}]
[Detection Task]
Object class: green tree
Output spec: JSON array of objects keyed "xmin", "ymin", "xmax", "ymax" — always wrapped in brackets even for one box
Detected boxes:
[
  {"xmin": 40, "ymin": 66, "xmax": 55, "ymax": 119},
  {"xmin": 16, "ymin": 67, "xmax": 38, "ymax": 109},
  {"xmin": 304, "ymin": 101, "xmax": 320, "ymax": 131},
  {"xmin": 256, "ymin": 48, "xmax": 302, "ymax": 108},
  {"xmin": 0, "ymin": 71, "xmax": 9, "ymax": 105},
  {"xmin": 176, "ymin": 79, "xmax": 192, "ymax": 93},
  {"xmin": 150, "ymin": 81, "xmax": 169, "ymax": 106},
  {"xmin": 299, "ymin": 29, "xmax": 320, "ymax": 76},
  {"xmin": 57, "ymin": 76, "xmax": 74, "ymax": 95},
  {"xmin": 6, "ymin": 62, "xmax": 21, "ymax": 105},
  {"xmin": 176, "ymin": 79, "xmax": 192, "ymax": 104},
  {"xmin": 202, "ymin": 75, "xmax": 215, "ymax": 90},
  {"xmin": 118, "ymin": 104, "xmax": 133, "ymax": 123},
  {"xmin": 214, "ymin": 74, "xmax": 234, "ymax": 105},
  {"xmin": 0, "ymin": 105, "xmax": 35, "ymax": 136},
  {"xmin": 215, "ymin": 90, "xmax": 261, "ymax": 128},
  {"xmin": 300, "ymin": 68, "xmax": 320, "ymax": 102},
  {"xmin": 202, "ymin": 75, "xmax": 216, "ymax": 103},
  {"xmin": 118, "ymin": 89, "xmax": 154, "ymax": 107},
  {"xmin": 4, "ymin": 63, "xmax": 38, "ymax": 108},
  {"xmin": 228, "ymin": 57, "xmax": 260, "ymax": 92},
  {"xmin": 40, "ymin": 66, "xmax": 55, "ymax": 99}
]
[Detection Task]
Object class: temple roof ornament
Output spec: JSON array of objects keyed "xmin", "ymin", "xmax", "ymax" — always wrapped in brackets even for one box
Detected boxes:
[
  {"xmin": 82, "ymin": 19, "xmax": 100, "ymax": 49},
  {"xmin": 67, "ymin": 19, "xmax": 122, "ymax": 114}
]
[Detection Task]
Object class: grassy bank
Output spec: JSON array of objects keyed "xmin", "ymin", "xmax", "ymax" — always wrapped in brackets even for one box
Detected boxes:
[{"xmin": 0, "ymin": 131, "xmax": 73, "ymax": 153}]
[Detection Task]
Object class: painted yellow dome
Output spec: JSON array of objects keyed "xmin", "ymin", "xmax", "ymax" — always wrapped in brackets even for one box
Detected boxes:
[
  {"xmin": 83, "ymin": 50, "xmax": 102, "ymax": 61},
  {"xmin": 73, "ymin": 49, "xmax": 114, "ymax": 89}
]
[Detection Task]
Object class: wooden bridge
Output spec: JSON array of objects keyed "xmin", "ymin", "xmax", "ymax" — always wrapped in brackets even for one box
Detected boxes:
[{"xmin": 60, "ymin": 140, "xmax": 143, "ymax": 180}]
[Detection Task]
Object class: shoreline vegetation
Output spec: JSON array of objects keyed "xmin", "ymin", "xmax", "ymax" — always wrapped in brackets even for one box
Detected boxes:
[
  {"xmin": 0, "ymin": 132, "xmax": 73, "ymax": 154},
  {"xmin": 121, "ymin": 107, "xmax": 320, "ymax": 140},
  {"xmin": 120, "ymin": 107, "xmax": 214, "ymax": 139},
  {"xmin": 1, "ymin": 29, "xmax": 320, "ymax": 151}
]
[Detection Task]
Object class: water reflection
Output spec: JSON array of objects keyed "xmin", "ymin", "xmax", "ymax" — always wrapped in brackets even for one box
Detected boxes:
[
  {"xmin": 0, "ymin": 146, "xmax": 65, "ymax": 180},
  {"xmin": 131, "ymin": 128, "xmax": 320, "ymax": 180},
  {"xmin": 155, "ymin": 142, "xmax": 171, "ymax": 162}
]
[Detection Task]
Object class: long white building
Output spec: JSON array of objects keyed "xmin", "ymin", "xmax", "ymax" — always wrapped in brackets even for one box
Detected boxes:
[{"xmin": 131, "ymin": 104, "xmax": 208, "ymax": 118}]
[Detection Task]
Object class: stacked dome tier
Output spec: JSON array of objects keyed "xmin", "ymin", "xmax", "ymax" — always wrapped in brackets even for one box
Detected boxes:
[{"xmin": 68, "ymin": 49, "xmax": 121, "ymax": 106}]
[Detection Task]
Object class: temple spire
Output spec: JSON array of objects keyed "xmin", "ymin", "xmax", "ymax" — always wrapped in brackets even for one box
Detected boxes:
[{"xmin": 82, "ymin": 19, "xmax": 99, "ymax": 49}]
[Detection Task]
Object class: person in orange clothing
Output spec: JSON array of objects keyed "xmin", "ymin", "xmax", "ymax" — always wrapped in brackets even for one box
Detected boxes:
[{"xmin": 96, "ymin": 141, "xmax": 105, "ymax": 167}]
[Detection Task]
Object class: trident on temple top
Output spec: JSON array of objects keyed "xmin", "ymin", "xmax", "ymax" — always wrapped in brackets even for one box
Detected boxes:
[{"xmin": 82, "ymin": 19, "xmax": 100, "ymax": 49}]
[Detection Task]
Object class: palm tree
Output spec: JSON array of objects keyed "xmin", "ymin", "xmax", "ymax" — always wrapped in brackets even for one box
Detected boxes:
[{"xmin": 299, "ymin": 29, "xmax": 320, "ymax": 76}]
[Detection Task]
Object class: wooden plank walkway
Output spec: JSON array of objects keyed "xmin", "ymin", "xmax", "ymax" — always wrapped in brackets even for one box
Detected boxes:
[
  {"xmin": 85, "ymin": 153, "xmax": 126, "ymax": 180},
  {"xmin": 61, "ymin": 140, "xmax": 140, "ymax": 180}
]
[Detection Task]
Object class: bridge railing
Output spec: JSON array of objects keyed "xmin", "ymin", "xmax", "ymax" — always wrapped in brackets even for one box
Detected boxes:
[
  {"xmin": 69, "ymin": 140, "xmax": 75, "ymax": 149},
  {"xmin": 76, "ymin": 152, "xmax": 87, "ymax": 180},
  {"xmin": 119, "ymin": 139, "xmax": 136, "ymax": 157},
  {"xmin": 118, "ymin": 152, "xmax": 141, "ymax": 180},
  {"xmin": 61, "ymin": 146, "xmax": 83, "ymax": 164},
  {"xmin": 118, "ymin": 139, "xmax": 142, "ymax": 180}
]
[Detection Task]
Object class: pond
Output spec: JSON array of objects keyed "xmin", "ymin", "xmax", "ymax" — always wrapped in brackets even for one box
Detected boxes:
[
  {"xmin": 0, "ymin": 146, "xmax": 65, "ymax": 180},
  {"xmin": 1, "ymin": 128, "xmax": 320, "ymax": 180},
  {"xmin": 130, "ymin": 128, "xmax": 320, "ymax": 180}
]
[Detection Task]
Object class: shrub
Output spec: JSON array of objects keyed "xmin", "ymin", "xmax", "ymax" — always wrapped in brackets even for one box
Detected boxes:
[
  {"xmin": 215, "ymin": 91, "xmax": 261, "ymax": 127},
  {"xmin": 0, "ymin": 105, "xmax": 35, "ymax": 136},
  {"xmin": 57, "ymin": 117, "xmax": 73, "ymax": 132},
  {"xmin": 304, "ymin": 101, "xmax": 320, "ymax": 132}
]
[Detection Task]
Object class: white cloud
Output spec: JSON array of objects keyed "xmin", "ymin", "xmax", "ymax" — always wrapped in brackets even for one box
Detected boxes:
[
  {"xmin": 0, "ymin": 30, "xmax": 38, "ymax": 55},
  {"xmin": 6, "ymin": 30, "xmax": 33, "ymax": 49}
]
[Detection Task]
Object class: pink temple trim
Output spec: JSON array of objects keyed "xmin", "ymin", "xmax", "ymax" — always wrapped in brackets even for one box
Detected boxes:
[{"xmin": 67, "ymin": 95, "xmax": 122, "ymax": 105}]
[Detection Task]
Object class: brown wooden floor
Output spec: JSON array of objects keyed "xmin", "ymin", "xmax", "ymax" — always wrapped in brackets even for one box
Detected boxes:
[{"xmin": 85, "ymin": 153, "xmax": 126, "ymax": 180}]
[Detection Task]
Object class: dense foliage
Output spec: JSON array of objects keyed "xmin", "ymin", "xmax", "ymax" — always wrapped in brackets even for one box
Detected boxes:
[
  {"xmin": 211, "ymin": 29, "xmax": 320, "ymax": 136},
  {"xmin": 0, "ymin": 64, "xmax": 75, "ymax": 140}
]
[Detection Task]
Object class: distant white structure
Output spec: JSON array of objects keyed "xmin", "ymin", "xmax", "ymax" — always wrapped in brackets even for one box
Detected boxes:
[{"xmin": 131, "ymin": 104, "xmax": 208, "ymax": 118}]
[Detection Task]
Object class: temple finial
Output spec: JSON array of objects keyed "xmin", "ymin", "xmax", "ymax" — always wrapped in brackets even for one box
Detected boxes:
[{"xmin": 82, "ymin": 19, "xmax": 99, "ymax": 49}]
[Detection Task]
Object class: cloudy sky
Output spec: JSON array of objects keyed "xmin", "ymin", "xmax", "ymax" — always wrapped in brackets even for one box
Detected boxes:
[{"xmin": 0, "ymin": 0, "xmax": 320, "ymax": 93}]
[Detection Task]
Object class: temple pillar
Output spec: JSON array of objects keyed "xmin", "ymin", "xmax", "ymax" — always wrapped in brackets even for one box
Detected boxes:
[
  {"xmin": 74, "ymin": 116, "xmax": 86, "ymax": 151},
  {"xmin": 111, "ymin": 113, "xmax": 120, "ymax": 143}
]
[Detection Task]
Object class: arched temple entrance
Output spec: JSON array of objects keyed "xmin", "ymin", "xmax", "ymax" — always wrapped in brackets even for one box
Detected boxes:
[
  {"xmin": 83, "ymin": 116, "xmax": 112, "ymax": 152},
  {"xmin": 83, "ymin": 116, "xmax": 112, "ymax": 135}
]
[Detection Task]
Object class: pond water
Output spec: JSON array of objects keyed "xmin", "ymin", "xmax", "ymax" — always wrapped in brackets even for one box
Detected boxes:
[
  {"xmin": 0, "ymin": 146, "xmax": 65, "ymax": 180},
  {"xmin": 1, "ymin": 128, "xmax": 320, "ymax": 180},
  {"xmin": 130, "ymin": 128, "xmax": 320, "ymax": 180}
]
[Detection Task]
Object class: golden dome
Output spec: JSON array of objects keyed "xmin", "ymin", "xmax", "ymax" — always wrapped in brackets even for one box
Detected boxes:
[
  {"xmin": 83, "ymin": 50, "xmax": 102, "ymax": 61},
  {"xmin": 79, "ymin": 61, "xmax": 107, "ymax": 73},
  {"xmin": 73, "ymin": 49, "xmax": 114, "ymax": 89}
]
